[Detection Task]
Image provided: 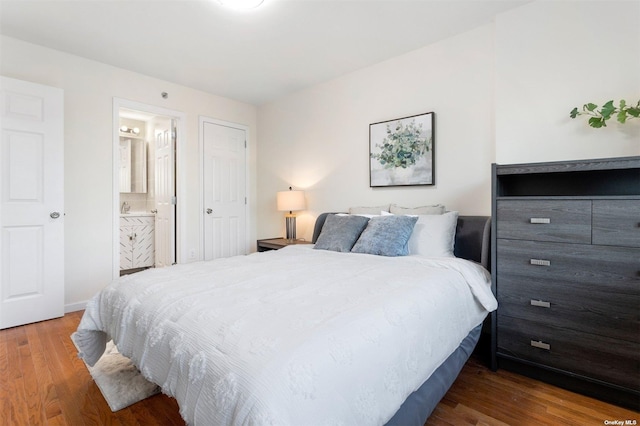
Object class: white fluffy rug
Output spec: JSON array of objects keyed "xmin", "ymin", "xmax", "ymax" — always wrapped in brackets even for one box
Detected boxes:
[{"xmin": 71, "ymin": 334, "xmax": 160, "ymax": 411}]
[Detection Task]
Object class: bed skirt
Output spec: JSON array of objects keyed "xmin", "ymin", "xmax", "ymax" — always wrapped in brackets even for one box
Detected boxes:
[{"xmin": 385, "ymin": 323, "xmax": 482, "ymax": 425}]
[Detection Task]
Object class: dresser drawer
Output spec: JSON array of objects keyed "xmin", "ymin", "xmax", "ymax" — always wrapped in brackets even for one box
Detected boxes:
[
  {"xmin": 497, "ymin": 317, "xmax": 639, "ymax": 391},
  {"xmin": 496, "ymin": 239, "xmax": 640, "ymax": 287},
  {"xmin": 593, "ymin": 200, "xmax": 640, "ymax": 248},
  {"xmin": 497, "ymin": 283, "xmax": 639, "ymax": 343},
  {"xmin": 496, "ymin": 200, "xmax": 591, "ymax": 243}
]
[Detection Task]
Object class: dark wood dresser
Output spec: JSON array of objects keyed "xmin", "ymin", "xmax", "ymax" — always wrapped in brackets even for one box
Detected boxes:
[{"xmin": 491, "ymin": 156, "xmax": 640, "ymax": 409}]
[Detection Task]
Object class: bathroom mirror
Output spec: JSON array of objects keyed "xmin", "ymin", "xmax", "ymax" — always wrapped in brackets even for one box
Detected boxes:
[{"xmin": 119, "ymin": 137, "xmax": 147, "ymax": 193}]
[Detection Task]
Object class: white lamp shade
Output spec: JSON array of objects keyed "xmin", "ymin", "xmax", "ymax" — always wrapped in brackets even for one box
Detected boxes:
[{"xmin": 277, "ymin": 190, "xmax": 305, "ymax": 212}]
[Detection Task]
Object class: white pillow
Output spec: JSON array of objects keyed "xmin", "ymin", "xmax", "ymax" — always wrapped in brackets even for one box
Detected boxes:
[
  {"xmin": 337, "ymin": 212, "xmax": 383, "ymax": 218},
  {"xmin": 408, "ymin": 211, "xmax": 459, "ymax": 257},
  {"xmin": 348, "ymin": 205, "xmax": 390, "ymax": 215},
  {"xmin": 390, "ymin": 204, "xmax": 446, "ymax": 215}
]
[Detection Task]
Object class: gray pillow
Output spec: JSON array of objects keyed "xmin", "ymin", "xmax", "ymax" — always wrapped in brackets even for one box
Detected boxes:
[
  {"xmin": 351, "ymin": 215, "xmax": 418, "ymax": 256},
  {"xmin": 314, "ymin": 214, "xmax": 370, "ymax": 252}
]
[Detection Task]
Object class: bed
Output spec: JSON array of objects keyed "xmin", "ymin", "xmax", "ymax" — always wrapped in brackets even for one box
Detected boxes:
[{"xmin": 75, "ymin": 212, "xmax": 497, "ymax": 425}]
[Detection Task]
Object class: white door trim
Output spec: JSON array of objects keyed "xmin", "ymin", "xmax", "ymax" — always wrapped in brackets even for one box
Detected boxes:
[
  {"xmin": 112, "ymin": 98, "xmax": 186, "ymax": 279},
  {"xmin": 198, "ymin": 116, "xmax": 250, "ymax": 260}
]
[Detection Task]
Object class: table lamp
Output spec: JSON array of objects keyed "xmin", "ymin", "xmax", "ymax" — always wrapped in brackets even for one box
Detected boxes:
[{"xmin": 276, "ymin": 187, "xmax": 305, "ymax": 241}]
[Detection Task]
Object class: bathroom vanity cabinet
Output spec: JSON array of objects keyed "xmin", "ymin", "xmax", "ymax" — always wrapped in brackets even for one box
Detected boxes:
[{"xmin": 120, "ymin": 214, "xmax": 155, "ymax": 270}]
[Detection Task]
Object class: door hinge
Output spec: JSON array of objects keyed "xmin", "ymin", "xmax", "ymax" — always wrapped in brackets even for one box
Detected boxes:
[
  {"xmin": 244, "ymin": 140, "xmax": 247, "ymax": 148},
  {"xmin": 245, "ymin": 197, "xmax": 247, "ymax": 205},
  {"xmin": 172, "ymin": 196, "xmax": 177, "ymax": 205}
]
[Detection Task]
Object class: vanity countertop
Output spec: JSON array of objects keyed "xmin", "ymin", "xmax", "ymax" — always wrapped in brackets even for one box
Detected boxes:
[{"xmin": 120, "ymin": 212, "xmax": 155, "ymax": 217}]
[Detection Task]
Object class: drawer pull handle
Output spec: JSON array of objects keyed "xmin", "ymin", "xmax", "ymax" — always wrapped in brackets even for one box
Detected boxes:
[
  {"xmin": 530, "ymin": 259, "xmax": 551, "ymax": 266},
  {"xmin": 531, "ymin": 340, "xmax": 550, "ymax": 351},
  {"xmin": 530, "ymin": 299, "xmax": 551, "ymax": 308},
  {"xmin": 530, "ymin": 217, "xmax": 551, "ymax": 224}
]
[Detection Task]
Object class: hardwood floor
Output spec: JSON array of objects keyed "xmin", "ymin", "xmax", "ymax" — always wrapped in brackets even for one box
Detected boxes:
[{"xmin": 1, "ymin": 312, "xmax": 637, "ymax": 425}]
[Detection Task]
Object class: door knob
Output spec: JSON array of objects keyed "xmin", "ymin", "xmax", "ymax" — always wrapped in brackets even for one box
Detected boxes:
[
  {"xmin": 151, "ymin": 209, "xmax": 158, "ymax": 213},
  {"xmin": 206, "ymin": 208, "xmax": 213, "ymax": 214},
  {"xmin": 50, "ymin": 212, "xmax": 61, "ymax": 219}
]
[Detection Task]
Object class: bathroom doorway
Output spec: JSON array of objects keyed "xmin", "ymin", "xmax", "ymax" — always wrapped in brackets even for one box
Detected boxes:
[{"xmin": 112, "ymin": 99, "xmax": 185, "ymax": 279}]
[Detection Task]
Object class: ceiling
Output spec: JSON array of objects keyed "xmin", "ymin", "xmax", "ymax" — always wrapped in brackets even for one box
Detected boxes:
[{"xmin": 0, "ymin": 0, "xmax": 530, "ymax": 105}]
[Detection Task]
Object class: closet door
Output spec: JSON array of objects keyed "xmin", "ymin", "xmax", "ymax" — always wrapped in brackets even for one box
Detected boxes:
[
  {"xmin": 202, "ymin": 119, "xmax": 247, "ymax": 260},
  {"xmin": 0, "ymin": 76, "xmax": 64, "ymax": 329}
]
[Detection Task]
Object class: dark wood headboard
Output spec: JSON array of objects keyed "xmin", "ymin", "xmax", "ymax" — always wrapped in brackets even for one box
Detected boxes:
[{"xmin": 311, "ymin": 213, "xmax": 491, "ymax": 272}]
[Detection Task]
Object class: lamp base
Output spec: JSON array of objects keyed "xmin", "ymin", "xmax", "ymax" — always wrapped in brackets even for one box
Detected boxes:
[{"xmin": 285, "ymin": 214, "xmax": 296, "ymax": 241}]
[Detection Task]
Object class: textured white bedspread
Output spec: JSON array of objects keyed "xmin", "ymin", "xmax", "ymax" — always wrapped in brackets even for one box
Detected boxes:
[{"xmin": 76, "ymin": 246, "xmax": 497, "ymax": 426}]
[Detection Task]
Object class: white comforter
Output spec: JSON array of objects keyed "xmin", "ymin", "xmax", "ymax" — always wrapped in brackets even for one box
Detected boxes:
[{"xmin": 76, "ymin": 245, "xmax": 497, "ymax": 426}]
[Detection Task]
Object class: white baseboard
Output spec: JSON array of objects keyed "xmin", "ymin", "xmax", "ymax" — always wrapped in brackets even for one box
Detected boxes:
[{"xmin": 65, "ymin": 300, "xmax": 88, "ymax": 313}]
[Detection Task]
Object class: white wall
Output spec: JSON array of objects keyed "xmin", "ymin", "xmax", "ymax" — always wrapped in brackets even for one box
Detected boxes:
[
  {"xmin": 495, "ymin": 1, "xmax": 640, "ymax": 163},
  {"xmin": 0, "ymin": 35, "xmax": 258, "ymax": 311},
  {"xmin": 258, "ymin": 0, "xmax": 640, "ymax": 242},
  {"xmin": 2, "ymin": 0, "xmax": 638, "ymax": 309},
  {"xmin": 258, "ymin": 24, "xmax": 495, "ymax": 241}
]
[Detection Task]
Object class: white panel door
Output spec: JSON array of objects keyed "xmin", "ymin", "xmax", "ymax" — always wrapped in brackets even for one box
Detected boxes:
[
  {"xmin": 154, "ymin": 122, "xmax": 175, "ymax": 267},
  {"xmin": 203, "ymin": 121, "xmax": 246, "ymax": 260},
  {"xmin": 0, "ymin": 76, "xmax": 64, "ymax": 329}
]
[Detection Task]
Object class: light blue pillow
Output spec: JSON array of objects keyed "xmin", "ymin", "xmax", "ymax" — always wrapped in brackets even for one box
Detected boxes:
[
  {"xmin": 351, "ymin": 215, "xmax": 418, "ymax": 256},
  {"xmin": 314, "ymin": 214, "xmax": 370, "ymax": 252}
]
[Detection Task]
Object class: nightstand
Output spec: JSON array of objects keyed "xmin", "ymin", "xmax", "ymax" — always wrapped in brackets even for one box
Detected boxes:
[{"xmin": 257, "ymin": 238, "xmax": 312, "ymax": 252}]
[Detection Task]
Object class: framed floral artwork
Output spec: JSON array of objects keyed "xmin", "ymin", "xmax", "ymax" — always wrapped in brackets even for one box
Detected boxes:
[{"xmin": 369, "ymin": 112, "xmax": 434, "ymax": 187}]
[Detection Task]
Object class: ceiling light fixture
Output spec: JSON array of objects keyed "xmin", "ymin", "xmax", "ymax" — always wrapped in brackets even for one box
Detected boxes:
[{"xmin": 217, "ymin": 0, "xmax": 265, "ymax": 10}]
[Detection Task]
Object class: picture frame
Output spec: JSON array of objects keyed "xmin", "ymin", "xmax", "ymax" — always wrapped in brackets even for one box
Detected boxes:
[{"xmin": 369, "ymin": 112, "xmax": 434, "ymax": 187}]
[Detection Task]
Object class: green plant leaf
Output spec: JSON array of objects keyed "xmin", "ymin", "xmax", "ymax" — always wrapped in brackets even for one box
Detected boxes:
[
  {"xmin": 600, "ymin": 100, "xmax": 616, "ymax": 120},
  {"xmin": 619, "ymin": 99, "xmax": 627, "ymax": 109},
  {"xmin": 570, "ymin": 107, "xmax": 579, "ymax": 119},
  {"xmin": 585, "ymin": 103, "xmax": 598, "ymax": 112},
  {"xmin": 588, "ymin": 117, "xmax": 605, "ymax": 128},
  {"xmin": 617, "ymin": 109, "xmax": 627, "ymax": 124},
  {"xmin": 627, "ymin": 107, "xmax": 640, "ymax": 118}
]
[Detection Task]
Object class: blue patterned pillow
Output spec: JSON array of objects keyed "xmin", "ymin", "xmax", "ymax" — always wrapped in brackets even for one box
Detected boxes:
[
  {"xmin": 351, "ymin": 215, "xmax": 418, "ymax": 256},
  {"xmin": 314, "ymin": 214, "xmax": 370, "ymax": 252}
]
